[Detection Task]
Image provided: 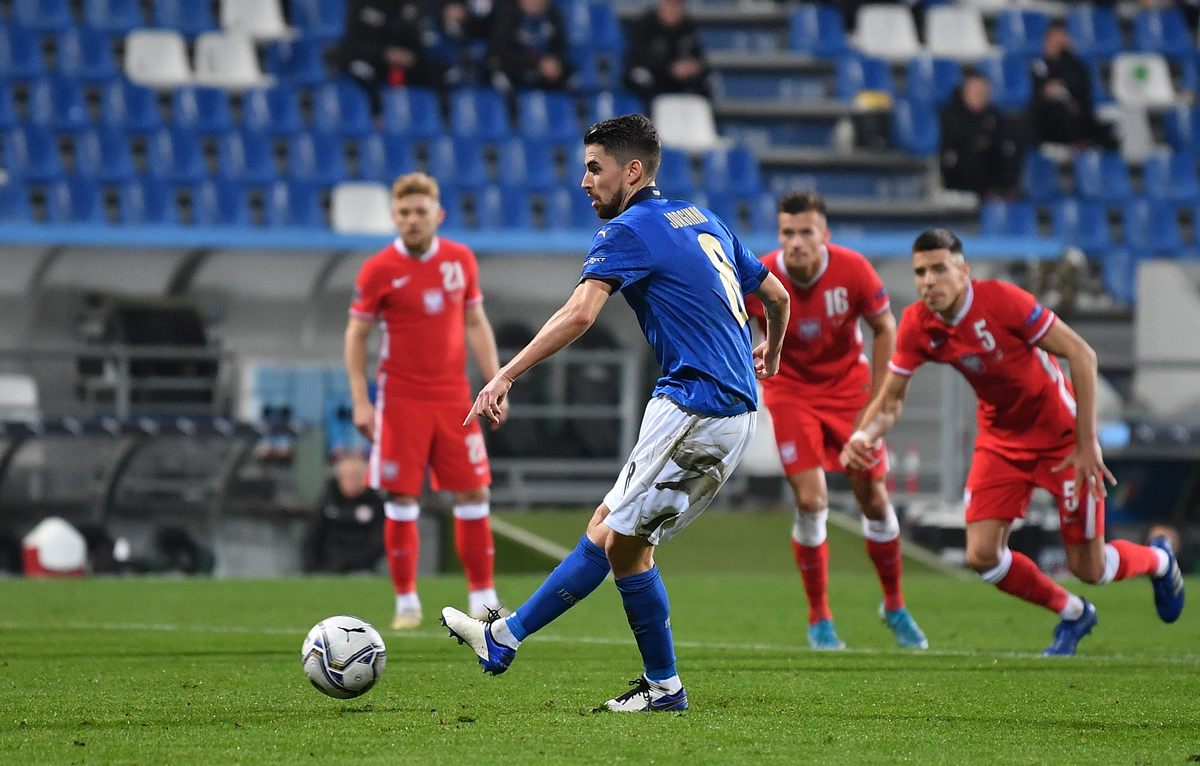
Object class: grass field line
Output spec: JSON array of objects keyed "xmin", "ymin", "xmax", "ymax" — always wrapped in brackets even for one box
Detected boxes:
[
  {"xmin": 826, "ymin": 499, "xmax": 974, "ymax": 581},
  {"xmin": 12, "ymin": 619, "xmax": 1200, "ymax": 666},
  {"xmin": 490, "ymin": 516, "xmax": 573, "ymax": 561}
]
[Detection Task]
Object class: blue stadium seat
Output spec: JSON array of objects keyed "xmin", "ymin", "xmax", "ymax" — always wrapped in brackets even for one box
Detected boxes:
[
  {"xmin": 587, "ymin": 91, "xmax": 645, "ymax": 123},
  {"xmin": 57, "ymin": 28, "xmax": 119, "ymax": 83},
  {"xmin": 1022, "ymin": 152, "xmax": 1065, "ymax": 202},
  {"xmin": 1142, "ymin": 149, "xmax": 1200, "ymax": 202},
  {"xmin": 1162, "ymin": 103, "xmax": 1200, "ymax": 154},
  {"xmin": 657, "ymin": 147, "xmax": 696, "ymax": 198},
  {"xmin": 1066, "ymin": 5, "xmax": 1122, "ymax": 61},
  {"xmin": 75, "ymin": 128, "xmax": 136, "ymax": 184},
  {"xmin": 890, "ymin": 98, "xmax": 939, "ymax": 157},
  {"xmin": 216, "ymin": 130, "xmax": 278, "ymax": 185},
  {"xmin": 475, "ymin": 184, "xmax": 535, "ymax": 230},
  {"xmin": 287, "ymin": 133, "xmax": 349, "ymax": 185},
  {"xmin": 356, "ymin": 134, "xmax": 418, "ymax": 182},
  {"xmin": 171, "ymin": 86, "xmax": 234, "ymax": 136},
  {"xmin": 265, "ymin": 180, "xmax": 326, "ymax": 227},
  {"xmin": 118, "ymin": 178, "xmax": 179, "ymax": 224},
  {"xmin": 905, "ymin": 55, "xmax": 962, "ymax": 108},
  {"xmin": 560, "ymin": 0, "xmax": 592, "ymax": 49},
  {"xmin": 264, "ymin": 39, "xmax": 329, "ymax": 85},
  {"xmin": 1053, "ymin": 198, "xmax": 1111, "ymax": 253},
  {"xmin": 0, "ymin": 84, "xmax": 17, "ymax": 131},
  {"xmin": 153, "ymin": 0, "xmax": 217, "ymax": 37},
  {"xmin": 697, "ymin": 190, "xmax": 740, "ymax": 229},
  {"xmin": 29, "ymin": 76, "xmax": 91, "ymax": 131},
  {"xmin": 313, "ymin": 80, "xmax": 374, "ymax": 138},
  {"xmin": 545, "ymin": 186, "xmax": 600, "ymax": 230},
  {"xmin": 380, "ymin": 86, "xmax": 443, "ymax": 140},
  {"xmin": 994, "ymin": 9, "xmax": 1049, "ymax": 60},
  {"xmin": 448, "ymin": 86, "xmax": 511, "ymax": 142},
  {"xmin": 83, "ymin": 0, "xmax": 146, "ymax": 35},
  {"xmin": 1126, "ymin": 199, "xmax": 1184, "ymax": 255},
  {"xmin": 0, "ymin": 178, "xmax": 32, "ymax": 222},
  {"xmin": 290, "ymin": 0, "xmax": 346, "ymax": 43},
  {"xmin": 569, "ymin": 46, "xmax": 603, "ymax": 94},
  {"xmin": 47, "ymin": 177, "xmax": 107, "ymax": 223},
  {"xmin": 749, "ymin": 191, "xmax": 779, "ymax": 233},
  {"xmin": 193, "ymin": 180, "xmax": 251, "ymax": 226},
  {"xmin": 1073, "ymin": 150, "xmax": 1133, "ymax": 203},
  {"xmin": 700, "ymin": 145, "xmax": 762, "ymax": 198},
  {"xmin": 789, "ymin": 5, "xmax": 848, "ymax": 58},
  {"xmin": 439, "ymin": 185, "xmax": 466, "ymax": 229},
  {"xmin": 978, "ymin": 53, "xmax": 1032, "ymax": 112},
  {"xmin": 101, "ymin": 79, "xmax": 163, "ymax": 133},
  {"xmin": 497, "ymin": 137, "xmax": 560, "ymax": 193},
  {"xmin": 1133, "ymin": 7, "xmax": 1194, "ymax": 60},
  {"xmin": 590, "ymin": 3, "xmax": 625, "ymax": 57},
  {"xmin": 13, "ymin": 0, "xmax": 74, "ymax": 34},
  {"xmin": 146, "ymin": 127, "xmax": 208, "ymax": 184},
  {"xmin": 835, "ymin": 54, "xmax": 895, "ymax": 101},
  {"xmin": 1087, "ymin": 60, "xmax": 1115, "ymax": 108},
  {"xmin": 426, "ymin": 136, "xmax": 489, "ymax": 188},
  {"xmin": 0, "ymin": 24, "xmax": 46, "ymax": 79},
  {"xmin": 242, "ymin": 85, "xmax": 305, "ymax": 137},
  {"xmin": 980, "ymin": 199, "xmax": 1037, "ymax": 237},
  {"xmin": 517, "ymin": 90, "xmax": 581, "ymax": 144},
  {"xmin": 3, "ymin": 126, "xmax": 66, "ymax": 182}
]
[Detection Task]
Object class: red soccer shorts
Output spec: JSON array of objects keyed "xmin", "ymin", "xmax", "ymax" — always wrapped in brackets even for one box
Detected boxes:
[
  {"xmin": 766, "ymin": 396, "xmax": 887, "ymax": 480},
  {"xmin": 963, "ymin": 448, "xmax": 1104, "ymax": 546},
  {"xmin": 368, "ymin": 391, "xmax": 491, "ymax": 496}
]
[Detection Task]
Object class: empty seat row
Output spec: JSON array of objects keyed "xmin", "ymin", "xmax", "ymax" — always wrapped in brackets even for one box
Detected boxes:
[
  {"xmin": 1022, "ymin": 149, "xmax": 1200, "ymax": 204},
  {"xmin": 983, "ymin": 197, "xmax": 1200, "ymax": 258},
  {"xmin": 11, "ymin": 0, "xmax": 314, "ymax": 39}
]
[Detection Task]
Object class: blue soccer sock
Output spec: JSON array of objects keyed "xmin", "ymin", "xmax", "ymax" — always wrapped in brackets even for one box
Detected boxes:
[
  {"xmin": 615, "ymin": 566, "xmax": 677, "ymax": 685},
  {"xmin": 505, "ymin": 534, "xmax": 610, "ymax": 642}
]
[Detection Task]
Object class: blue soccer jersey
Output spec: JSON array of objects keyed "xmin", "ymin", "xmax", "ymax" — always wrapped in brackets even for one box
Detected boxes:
[{"xmin": 580, "ymin": 187, "xmax": 768, "ymax": 417}]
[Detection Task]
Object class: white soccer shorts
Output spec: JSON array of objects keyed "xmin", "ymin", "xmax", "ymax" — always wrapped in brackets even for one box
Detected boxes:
[{"xmin": 603, "ymin": 395, "xmax": 756, "ymax": 545}]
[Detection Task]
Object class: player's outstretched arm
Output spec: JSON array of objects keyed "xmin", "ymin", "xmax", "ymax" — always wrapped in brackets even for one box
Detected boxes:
[
  {"xmin": 464, "ymin": 302, "xmax": 508, "ymax": 429},
  {"xmin": 865, "ymin": 309, "xmax": 897, "ymax": 397},
  {"xmin": 1036, "ymin": 318, "xmax": 1117, "ymax": 499},
  {"xmin": 465, "ymin": 279, "xmax": 613, "ymax": 426},
  {"xmin": 751, "ymin": 272, "xmax": 789, "ymax": 379},
  {"xmin": 841, "ymin": 371, "xmax": 910, "ymax": 471},
  {"xmin": 344, "ymin": 315, "xmax": 376, "ymax": 440}
]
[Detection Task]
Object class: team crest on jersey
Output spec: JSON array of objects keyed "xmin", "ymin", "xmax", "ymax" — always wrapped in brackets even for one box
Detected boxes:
[
  {"xmin": 779, "ymin": 441, "xmax": 798, "ymax": 464},
  {"xmin": 958, "ymin": 354, "xmax": 985, "ymax": 373},
  {"xmin": 381, "ymin": 461, "xmax": 398, "ymax": 480},
  {"xmin": 423, "ymin": 288, "xmax": 445, "ymax": 314},
  {"xmin": 797, "ymin": 318, "xmax": 822, "ymax": 340}
]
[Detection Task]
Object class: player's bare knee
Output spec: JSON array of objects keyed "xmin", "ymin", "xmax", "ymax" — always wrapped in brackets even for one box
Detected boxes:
[
  {"xmin": 967, "ymin": 548, "xmax": 1002, "ymax": 573},
  {"xmin": 453, "ymin": 488, "xmax": 489, "ymax": 505},
  {"xmin": 795, "ymin": 495, "xmax": 828, "ymax": 515},
  {"xmin": 1070, "ymin": 560, "xmax": 1105, "ymax": 585}
]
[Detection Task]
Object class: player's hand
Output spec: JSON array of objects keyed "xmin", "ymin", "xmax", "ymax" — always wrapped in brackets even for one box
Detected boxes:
[
  {"xmin": 839, "ymin": 432, "xmax": 879, "ymax": 472},
  {"xmin": 352, "ymin": 402, "xmax": 376, "ymax": 441},
  {"xmin": 465, "ymin": 373, "xmax": 513, "ymax": 427},
  {"xmin": 1053, "ymin": 439, "xmax": 1117, "ymax": 500},
  {"xmin": 488, "ymin": 397, "xmax": 510, "ymax": 431},
  {"xmin": 753, "ymin": 341, "xmax": 780, "ymax": 379}
]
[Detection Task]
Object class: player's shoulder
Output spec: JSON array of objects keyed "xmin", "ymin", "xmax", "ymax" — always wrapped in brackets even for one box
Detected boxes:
[
  {"xmin": 357, "ymin": 243, "xmax": 398, "ymax": 276},
  {"xmin": 898, "ymin": 299, "xmax": 932, "ymax": 330},
  {"xmin": 973, "ymin": 278, "xmax": 1034, "ymax": 307},
  {"xmin": 436, "ymin": 237, "xmax": 476, "ymax": 261}
]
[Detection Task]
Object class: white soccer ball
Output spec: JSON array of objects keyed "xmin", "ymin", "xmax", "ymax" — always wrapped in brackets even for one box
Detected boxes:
[{"xmin": 301, "ymin": 615, "xmax": 387, "ymax": 699}]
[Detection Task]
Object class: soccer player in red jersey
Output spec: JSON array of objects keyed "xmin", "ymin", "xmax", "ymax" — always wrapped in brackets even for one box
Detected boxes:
[
  {"xmin": 746, "ymin": 192, "xmax": 927, "ymax": 650},
  {"xmin": 344, "ymin": 173, "xmax": 507, "ymax": 630},
  {"xmin": 842, "ymin": 229, "xmax": 1185, "ymax": 655}
]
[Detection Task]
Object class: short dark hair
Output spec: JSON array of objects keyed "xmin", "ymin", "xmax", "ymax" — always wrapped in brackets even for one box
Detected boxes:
[
  {"xmin": 912, "ymin": 228, "xmax": 964, "ymax": 255},
  {"xmin": 583, "ymin": 113, "xmax": 661, "ymax": 179},
  {"xmin": 778, "ymin": 190, "xmax": 827, "ymax": 217}
]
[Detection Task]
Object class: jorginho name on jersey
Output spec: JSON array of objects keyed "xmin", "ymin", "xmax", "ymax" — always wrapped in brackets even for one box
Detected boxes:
[{"xmin": 579, "ymin": 187, "xmax": 769, "ymax": 417}]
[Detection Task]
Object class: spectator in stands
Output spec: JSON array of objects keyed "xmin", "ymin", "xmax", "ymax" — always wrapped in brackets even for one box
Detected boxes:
[
  {"xmin": 438, "ymin": 0, "xmax": 497, "ymax": 44},
  {"xmin": 938, "ymin": 72, "xmax": 1022, "ymax": 199},
  {"xmin": 624, "ymin": 0, "xmax": 712, "ymax": 108},
  {"xmin": 1030, "ymin": 21, "xmax": 1116, "ymax": 149},
  {"xmin": 486, "ymin": 0, "xmax": 573, "ymax": 93},
  {"xmin": 302, "ymin": 452, "xmax": 386, "ymax": 574},
  {"xmin": 337, "ymin": 0, "xmax": 449, "ymax": 115}
]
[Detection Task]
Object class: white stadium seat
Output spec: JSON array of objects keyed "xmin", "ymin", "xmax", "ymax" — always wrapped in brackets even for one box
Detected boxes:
[
  {"xmin": 1111, "ymin": 53, "xmax": 1176, "ymax": 110},
  {"xmin": 193, "ymin": 31, "xmax": 275, "ymax": 90},
  {"xmin": 124, "ymin": 29, "xmax": 192, "ymax": 88},
  {"xmin": 331, "ymin": 183, "xmax": 394, "ymax": 234},
  {"xmin": 0, "ymin": 373, "xmax": 38, "ymax": 421},
  {"xmin": 220, "ymin": 0, "xmax": 294, "ymax": 42},
  {"xmin": 854, "ymin": 4, "xmax": 922, "ymax": 62},
  {"xmin": 651, "ymin": 94, "xmax": 724, "ymax": 152},
  {"xmin": 925, "ymin": 5, "xmax": 994, "ymax": 62}
]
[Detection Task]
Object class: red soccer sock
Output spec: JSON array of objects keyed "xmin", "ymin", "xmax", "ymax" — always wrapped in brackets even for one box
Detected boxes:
[
  {"xmin": 384, "ymin": 518, "xmax": 419, "ymax": 596},
  {"xmin": 866, "ymin": 538, "xmax": 905, "ymax": 612},
  {"xmin": 1107, "ymin": 539, "xmax": 1162, "ymax": 581},
  {"xmin": 792, "ymin": 540, "xmax": 832, "ymax": 624},
  {"xmin": 454, "ymin": 515, "xmax": 496, "ymax": 592},
  {"xmin": 995, "ymin": 550, "xmax": 1069, "ymax": 614}
]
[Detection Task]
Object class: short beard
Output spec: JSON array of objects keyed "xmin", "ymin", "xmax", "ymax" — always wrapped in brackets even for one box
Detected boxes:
[{"xmin": 594, "ymin": 187, "xmax": 628, "ymax": 220}]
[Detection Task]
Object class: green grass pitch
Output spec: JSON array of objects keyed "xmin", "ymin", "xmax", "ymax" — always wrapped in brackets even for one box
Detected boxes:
[{"xmin": 2, "ymin": 509, "xmax": 1198, "ymax": 765}]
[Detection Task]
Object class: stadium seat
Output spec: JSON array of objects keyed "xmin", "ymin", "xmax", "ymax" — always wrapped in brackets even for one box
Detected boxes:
[
  {"xmin": 448, "ymin": 86, "xmax": 512, "ymax": 142},
  {"xmin": 330, "ymin": 182, "xmax": 393, "ymax": 234},
  {"xmin": 194, "ymin": 31, "xmax": 275, "ymax": 90},
  {"xmin": 426, "ymin": 136, "xmax": 489, "ymax": 189},
  {"xmin": 101, "ymin": 79, "xmax": 164, "ymax": 133},
  {"xmin": 559, "ymin": 0, "xmax": 592, "ymax": 49},
  {"xmin": 475, "ymin": 184, "xmax": 535, "ymax": 230},
  {"xmin": 1142, "ymin": 149, "xmax": 1200, "ymax": 202},
  {"xmin": 994, "ymin": 8, "xmax": 1049, "ymax": 60},
  {"xmin": 853, "ymin": 4, "xmax": 922, "ymax": 63},
  {"xmin": 980, "ymin": 199, "xmax": 1037, "ymax": 237},
  {"xmin": 57, "ymin": 28, "xmax": 120, "ymax": 83},
  {"xmin": 0, "ymin": 85, "xmax": 17, "ymax": 131},
  {"xmin": 652, "ymin": 94, "xmax": 722, "ymax": 152},
  {"xmin": 1087, "ymin": 60, "xmax": 1116, "ymax": 108},
  {"xmin": 0, "ymin": 24, "xmax": 47, "ymax": 79},
  {"xmin": 171, "ymin": 86, "xmax": 235, "ymax": 136},
  {"xmin": 696, "ymin": 190, "xmax": 739, "ymax": 229},
  {"xmin": 75, "ymin": 128, "xmax": 137, "ymax": 184},
  {"xmin": 193, "ymin": 179, "xmax": 252, "ymax": 226},
  {"xmin": 289, "ymin": 0, "xmax": 345, "ymax": 43},
  {"xmin": 439, "ymin": 185, "xmax": 466, "ymax": 229},
  {"xmin": 1021, "ymin": 151, "xmax": 1065, "ymax": 202},
  {"xmin": 978, "ymin": 53, "xmax": 1033, "ymax": 112},
  {"xmin": 313, "ymin": 80, "xmax": 374, "ymax": 138},
  {"xmin": 924, "ymin": 5, "xmax": 992, "ymax": 62},
  {"xmin": 0, "ymin": 178, "xmax": 32, "ymax": 222},
  {"xmin": 287, "ymin": 133, "xmax": 349, "ymax": 185},
  {"xmin": 379, "ymin": 86, "xmax": 443, "ymax": 140},
  {"xmin": 904, "ymin": 55, "xmax": 962, "ymax": 108},
  {"xmin": 219, "ymin": 0, "xmax": 293, "ymax": 42},
  {"xmin": 1132, "ymin": 7, "xmax": 1194, "ymax": 60},
  {"xmin": 496, "ymin": 137, "xmax": 559, "ymax": 193},
  {"xmin": 569, "ymin": 47, "xmax": 603, "ymax": 94},
  {"xmin": 545, "ymin": 186, "xmax": 600, "ymax": 230},
  {"xmin": 890, "ymin": 98, "xmax": 939, "ymax": 157},
  {"xmin": 587, "ymin": 91, "xmax": 645, "ymax": 124},
  {"xmin": 13, "ymin": 0, "xmax": 74, "ymax": 34},
  {"xmin": 29, "ymin": 76, "xmax": 91, "ymax": 131},
  {"xmin": 1053, "ymin": 198, "xmax": 1111, "ymax": 253},
  {"xmin": 153, "ymin": 0, "xmax": 218, "ymax": 37},
  {"xmin": 1110, "ymin": 53, "xmax": 1176, "ymax": 110},
  {"xmin": 517, "ymin": 90, "xmax": 581, "ymax": 144},
  {"xmin": 264, "ymin": 40, "xmax": 329, "ymax": 85},
  {"xmin": 1126, "ymin": 199, "xmax": 1184, "ymax": 255},
  {"xmin": 835, "ymin": 54, "xmax": 895, "ymax": 102},
  {"xmin": 83, "ymin": 0, "xmax": 146, "ymax": 35},
  {"xmin": 47, "ymin": 177, "xmax": 107, "ymax": 224},
  {"xmin": 788, "ymin": 5, "xmax": 849, "ymax": 58},
  {"xmin": 700, "ymin": 145, "xmax": 762, "ymax": 198},
  {"xmin": 118, "ymin": 178, "xmax": 179, "ymax": 224},
  {"xmin": 1072, "ymin": 150, "xmax": 1134, "ymax": 204},
  {"xmin": 589, "ymin": 3, "xmax": 625, "ymax": 58},
  {"xmin": 1066, "ymin": 6, "xmax": 1122, "ymax": 61},
  {"xmin": 146, "ymin": 127, "xmax": 208, "ymax": 184},
  {"xmin": 242, "ymin": 85, "xmax": 305, "ymax": 137},
  {"xmin": 265, "ymin": 180, "xmax": 326, "ymax": 228},
  {"xmin": 1162, "ymin": 103, "xmax": 1200, "ymax": 155},
  {"xmin": 216, "ymin": 130, "xmax": 278, "ymax": 185},
  {"xmin": 657, "ymin": 147, "xmax": 696, "ymax": 198},
  {"xmin": 124, "ymin": 29, "xmax": 193, "ymax": 88},
  {"xmin": 356, "ymin": 134, "xmax": 418, "ymax": 183}
]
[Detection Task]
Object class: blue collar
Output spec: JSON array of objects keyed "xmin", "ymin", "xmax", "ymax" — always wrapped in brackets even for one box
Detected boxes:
[{"xmin": 625, "ymin": 185, "xmax": 662, "ymax": 209}]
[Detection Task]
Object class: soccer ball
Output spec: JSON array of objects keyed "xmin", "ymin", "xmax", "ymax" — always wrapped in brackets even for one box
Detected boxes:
[{"xmin": 301, "ymin": 615, "xmax": 387, "ymax": 699}]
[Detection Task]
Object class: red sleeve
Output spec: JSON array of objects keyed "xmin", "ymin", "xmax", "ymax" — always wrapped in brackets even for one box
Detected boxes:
[
  {"xmin": 463, "ymin": 247, "xmax": 483, "ymax": 307},
  {"xmin": 349, "ymin": 257, "xmax": 383, "ymax": 320},
  {"xmin": 854, "ymin": 256, "xmax": 890, "ymax": 319},
  {"xmin": 887, "ymin": 307, "xmax": 926, "ymax": 377},
  {"xmin": 989, "ymin": 281, "xmax": 1056, "ymax": 345}
]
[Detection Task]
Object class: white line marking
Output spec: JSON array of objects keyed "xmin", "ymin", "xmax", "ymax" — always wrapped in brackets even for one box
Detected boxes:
[{"xmin": 489, "ymin": 516, "xmax": 572, "ymax": 561}]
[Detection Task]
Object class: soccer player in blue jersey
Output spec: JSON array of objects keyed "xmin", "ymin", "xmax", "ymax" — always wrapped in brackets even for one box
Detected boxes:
[{"xmin": 441, "ymin": 114, "xmax": 791, "ymax": 712}]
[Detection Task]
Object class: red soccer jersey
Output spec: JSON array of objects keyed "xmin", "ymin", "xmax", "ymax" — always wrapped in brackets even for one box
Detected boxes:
[
  {"xmin": 746, "ymin": 243, "xmax": 890, "ymax": 406},
  {"xmin": 349, "ymin": 236, "xmax": 482, "ymax": 402},
  {"xmin": 889, "ymin": 279, "xmax": 1076, "ymax": 459}
]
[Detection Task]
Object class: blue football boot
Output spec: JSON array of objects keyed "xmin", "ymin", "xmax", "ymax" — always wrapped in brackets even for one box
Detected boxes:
[
  {"xmin": 808, "ymin": 618, "xmax": 846, "ymax": 650},
  {"xmin": 883, "ymin": 605, "xmax": 929, "ymax": 649},
  {"xmin": 1149, "ymin": 535, "xmax": 1185, "ymax": 624},
  {"xmin": 1042, "ymin": 600, "xmax": 1098, "ymax": 656}
]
